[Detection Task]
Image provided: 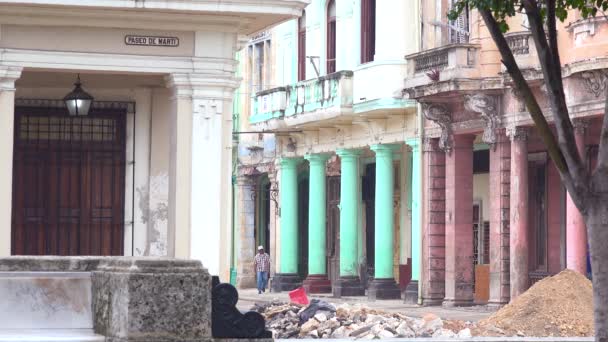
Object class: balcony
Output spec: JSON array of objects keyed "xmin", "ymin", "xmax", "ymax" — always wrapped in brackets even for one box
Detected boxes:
[
  {"xmin": 251, "ymin": 71, "xmax": 353, "ymax": 129},
  {"xmin": 503, "ymin": 31, "xmax": 538, "ymax": 71},
  {"xmin": 403, "ymin": 43, "xmax": 481, "ymax": 97}
]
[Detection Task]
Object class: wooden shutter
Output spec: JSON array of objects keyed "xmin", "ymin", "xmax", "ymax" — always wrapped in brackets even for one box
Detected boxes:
[
  {"xmin": 327, "ymin": 0, "xmax": 336, "ymax": 74},
  {"xmin": 360, "ymin": 0, "xmax": 376, "ymax": 64},
  {"xmin": 298, "ymin": 13, "xmax": 307, "ymax": 81}
]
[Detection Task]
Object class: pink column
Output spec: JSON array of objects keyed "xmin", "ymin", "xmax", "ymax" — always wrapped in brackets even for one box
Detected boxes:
[
  {"xmin": 509, "ymin": 127, "xmax": 529, "ymax": 299},
  {"xmin": 422, "ymin": 138, "xmax": 446, "ymax": 306},
  {"xmin": 443, "ymin": 134, "xmax": 475, "ymax": 307},
  {"xmin": 566, "ymin": 120, "xmax": 588, "ymax": 274},
  {"xmin": 489, "ymin": 130, "xmax": 511, "ymax": 306}
]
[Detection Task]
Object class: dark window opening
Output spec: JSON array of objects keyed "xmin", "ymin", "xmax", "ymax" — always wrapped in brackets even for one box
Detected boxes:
[
  {"xmin": 360, "ymin": 0, "xmax": 376, "ymax": 64},
  {"xmin": 327, "ymin": 0, "xmax": 337, "ymax": 74},
  {"xmin": 298, "ymin": 11, "xmax": 307, "ymax": 81},
  {"xmin": 473, "ymin": 149, "xmax": 490, "ymax": 174}
]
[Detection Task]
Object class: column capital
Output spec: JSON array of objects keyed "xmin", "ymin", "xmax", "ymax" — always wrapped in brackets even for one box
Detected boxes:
[
  {"xmin": 304, "ymin": 153, "xmax": 331, "ymax": 164},
  {"xmin": 279, "ymin": 157, "xmax": 303, "ymax": 169},
  {"xmin": 370, "ymin": 144, "xmax": 401, "ymax": 154},
  {"xmin": 336, "ymin": 148, "xmax": 361, "ymax": 159},
  {"xmin": 0, "ymin": 67, "xmax": 22, "ymax": 91},
  {"xmin": 165, "ymin": 72, "xmax": 239, "ymax": 100},
  {"xmin": 405, "ymin": 138, "xmax": 421, "ymax": 152},
  {"xmin": 507, "ymin": 126, "xmax": 529, "ymax": 142}
]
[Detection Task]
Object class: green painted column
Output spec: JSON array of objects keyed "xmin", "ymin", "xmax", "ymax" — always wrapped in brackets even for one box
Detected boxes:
[
  {"xmin": 336, "ymin": 149, "xmax": 361, "ymax": 277},
  {"xmin": 305, "ymin": 154, "xmax": 330, "ymax": 275},
  {"xmin": 406, "ymin": 139, "xmax": 422, "ymax": 281},
  {"xmin": 279, "ymin": 157, "xmax": 301, "ymax": 274},
  {"xmin": 371, "ymin": 144, "xmax": 400, "ymax": 279}
]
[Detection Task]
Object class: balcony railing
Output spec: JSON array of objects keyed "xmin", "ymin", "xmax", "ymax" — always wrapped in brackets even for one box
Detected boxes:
[
  {"xmin": 404, "ymin": 44, "xmax": 481, "ymax": 94},
  {"xmin": 407, "ymin": 43, "xmax": 480, "ymax": 75},
  {"xmin": 251, "ymin": 71, "xmax": 353, "ymax": 125},
  {"xmin": 286, "ymin": 70, "xmax": 352, "ymax": 116},
  {"xmin": 251, "ymin": 87, "xmax": 287, "ymax": 124},
  {"xmin": 505, "ymin": 31, "xmax": 531, "ymax": 55},
  {"xmin": 414, "ymin": 51, "xmax": 449, "ymax": 73}
]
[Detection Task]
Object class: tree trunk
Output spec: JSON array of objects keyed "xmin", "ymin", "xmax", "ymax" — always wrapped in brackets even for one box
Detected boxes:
[{"xmin": 585, "ymin": 197, "xmax": 608, "ymax": 342}]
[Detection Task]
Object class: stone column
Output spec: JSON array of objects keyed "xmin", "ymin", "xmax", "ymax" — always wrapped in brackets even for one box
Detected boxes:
[
  {"xmin": 274, "ymin": 157, "xmax": 303, "ymax": 291},
  {"xmin": 235, "ymin": 176, "xmax": 256, "ymax": 289},
  {"xmin": 334, "ymin": 149, "xmax": 364, "ymax": 297},
  {"xmin": 443, "ymin": 135, "xmax": 475, "ymax": 307},
  {"xmin": 489, "ymin": 130, "xmax": 511, "ymax": 306},
  {"xmin": 422, "ymin": 138, "xmax": 446, "ymax": 306},
  {"xmin": 566, "ymin": 120, "xmax": 588, "ymax": 275},
  {"xmin": 303, "ymin": 153, "xmax": 332, "ymax": 293},
  {"xmin": 0, "ymin": 67, "xmax": 21, "ymax": 257},
  {"xmin": 368, "ymin": 144, "xmax": 401, "ymax": 300},
  {"xmin": 165, "ymin": 73, "xmax": 239, "ymax": 279},
  {"xmin": 509, "ymin": 127, "xmax": 529, "ymax": 299},
  {"xmin": 405, "ymin": 138, "xmax": 422, "ymax": 303},
  {"xmin": 268, "ymin": 171, "xmax": 279, "ymax": 277}
]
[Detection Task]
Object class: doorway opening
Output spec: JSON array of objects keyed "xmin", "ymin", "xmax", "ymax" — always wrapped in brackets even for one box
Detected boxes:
[{"xmin": 11, "ymin": 105, "xmax": 127, "ymax": 256}]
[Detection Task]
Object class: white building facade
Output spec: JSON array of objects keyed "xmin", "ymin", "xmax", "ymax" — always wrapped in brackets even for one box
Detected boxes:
[{"xmin": 0, "ymin": 0, "xmax": 307, "ymax": 281}]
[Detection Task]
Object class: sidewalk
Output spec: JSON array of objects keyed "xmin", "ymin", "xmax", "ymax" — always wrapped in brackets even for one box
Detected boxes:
[{"xmin": 237, "ymin": 288, "xmax": 496, "ymax": 322}]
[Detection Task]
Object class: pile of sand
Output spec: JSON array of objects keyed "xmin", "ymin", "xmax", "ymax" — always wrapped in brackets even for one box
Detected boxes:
[{"xmin": 477, "ymin": 269, "xmax": 594, "ymax": 337}]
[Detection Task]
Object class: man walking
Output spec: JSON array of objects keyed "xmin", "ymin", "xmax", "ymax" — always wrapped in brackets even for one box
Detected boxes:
[{"xmin": 254, "ymin": 245, "xmax": 270, "ymax": 294}]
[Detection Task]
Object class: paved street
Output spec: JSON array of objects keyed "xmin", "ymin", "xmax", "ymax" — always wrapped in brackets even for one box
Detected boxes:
[{"xmin": 237, "ymin": 289, "xmax": 496, "ymax": 322}]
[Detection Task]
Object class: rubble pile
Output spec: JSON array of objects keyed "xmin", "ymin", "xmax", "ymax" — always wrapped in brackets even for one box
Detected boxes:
[
  {"xmin": 476, "ymin": 269, "xmax": 594, "ymax": 337},
  {"xmin": 252, "ymin": 300, "xmax": 473, "ymax": 339}
]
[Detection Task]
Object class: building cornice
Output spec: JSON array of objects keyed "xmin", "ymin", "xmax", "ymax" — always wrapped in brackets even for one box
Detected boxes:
[{"xmin": 0, "ymin": 0, "xmax": 309, "ymax": 34}]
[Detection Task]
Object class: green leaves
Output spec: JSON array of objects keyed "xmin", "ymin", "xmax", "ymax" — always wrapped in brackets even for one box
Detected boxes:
[{"xmin": 448, "ymin": 0, "xmax": 608, "ymax": 32}]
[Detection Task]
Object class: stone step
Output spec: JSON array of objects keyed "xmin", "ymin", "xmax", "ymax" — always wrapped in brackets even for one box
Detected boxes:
[{"xmin": 0, "ymin": 329, "xmax": 104, "ymax": 342}]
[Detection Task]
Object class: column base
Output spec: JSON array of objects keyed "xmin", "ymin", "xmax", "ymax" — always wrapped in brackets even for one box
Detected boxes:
[
  {"xmin": 235, "ymin": 274, "xmax": 256, "ymax": 289},
  {"xmin": 422, "ymin": 298, "xmax": 444, "ymax": 306},
  {"xmin": 271, "ymin": 273, "xmax": 302, "ymax": 292},
  {"xmin": 368, "ymin": 278, "xmax": 401, "ymax": 300},
  {"xmin": 403, "ymin": 280, "xmax": 419, "ymax": 304},
  {"xmin": 332, "ymin": 276, "xmax": 365, "ymax": 298},
  {"xmin": 442, "ymin": 298, "xmax": 474, "ymax": 307},
  {"xmin": 303, "ymin": 274, "xmax": 332, "ymax": 294},
  {"xmin": 487, "ymin": 301, "xmax": 507, "ymax": 309}
]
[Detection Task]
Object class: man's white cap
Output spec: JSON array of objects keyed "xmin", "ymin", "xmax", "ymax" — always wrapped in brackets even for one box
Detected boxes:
[{"xmin": 258, "ymin": 246, "xmax": 264, "ymax": 250}]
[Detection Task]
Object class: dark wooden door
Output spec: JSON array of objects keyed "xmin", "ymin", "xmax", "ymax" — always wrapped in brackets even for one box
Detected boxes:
[
  {"xmin": 363, "ymin": 163, "xmax": 376, "ymax": 286},
  {"xmin": 298, "ymin": 178, "xmax": 309, "ymax": 277},
  {"xmin": 327, "ymin": 176, "xmax": 341, "ymax": 284},
  {"xmin": 11, "ymin": 107, "xmax": 126, "ymax": 256}
]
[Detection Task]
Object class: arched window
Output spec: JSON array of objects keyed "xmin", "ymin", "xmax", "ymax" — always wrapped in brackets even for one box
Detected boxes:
[
  {"xmin": 326, "ymin": 0, "xmax": 336, "ymax": 74},
  {"xmin": 298, "ymin": 11, "xmax": 307, "ymax": 81},
  {"xmin": 360, "ymin": 0, "xmax": 375, "ymax": 64}
]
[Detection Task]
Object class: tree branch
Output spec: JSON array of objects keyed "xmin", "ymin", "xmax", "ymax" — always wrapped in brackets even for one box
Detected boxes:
[
  {"xmin": 521, "ymin": 0, "xmax": 589, "ymax": 200},
  {"xmin": 595, "ymin": 87, "xmax": 608, "ymax": 178},
  {"xmin": 478, "ymin": 7, "xmax": 586, "ymax": 207}
]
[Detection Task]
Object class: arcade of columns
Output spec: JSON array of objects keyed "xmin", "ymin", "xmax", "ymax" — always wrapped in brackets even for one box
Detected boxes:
[
  {"xmin": 269, "ymin": 141, "xmax": 423, "ymax": 300},
  {"xmin": 419, "ymin": 93, "xmax": 590, "ymax": 306}
]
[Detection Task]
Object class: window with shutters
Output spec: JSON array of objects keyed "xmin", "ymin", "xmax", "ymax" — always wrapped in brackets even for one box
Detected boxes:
[
  {"xmin": 247, "ymin": 33, "xmax": 271, "ymax": 94},
  {"xmin": 449, "ymin": 0, "xmax": 469, "ymax": 43},
  {"xmin": 360, "ymin": 0, "xmax": 375, "ymax": 64},
  {"xmin": 298, "ymin": 11, "xmax": 307, "ymax": 81},
  {"xmin": 327, "ymin": 0, "xmax": 337, "ymax": 74}
]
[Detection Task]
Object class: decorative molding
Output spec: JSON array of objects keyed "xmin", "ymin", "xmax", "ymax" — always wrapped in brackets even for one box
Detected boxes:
[
  {"xmin": 507, "ymin": 126, "xmax": 529, "ymax": 142},
  {"xmin": 464, "ymin": 93, "xmax": 501, "ymax": 147},
  {"xmin": 511, "ymin": 87, "xmax": 526, "ymax": 112},
  {"xmin": 580, "ymin": 69, "xmax": 608, "ymax": 98},
  {"xmin": 572, "ymin": 119, "xmax": 590, "ymax": 136},
  {"xmin": 422, "ymin": 103, "xmax": 453, "ymax": 153},
  {"xmin": 0, "ymin": 66, "xmax": 22, "ymax": 91},
  {"xmin": 326, "ymin": 155, "xmax": 341, "ymax": 176}
]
